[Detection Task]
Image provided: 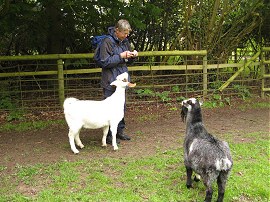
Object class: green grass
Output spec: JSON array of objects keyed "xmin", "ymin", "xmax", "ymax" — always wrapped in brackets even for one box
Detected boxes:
[
  {"xmin": 239, "ymin": 100, "xmax": 270, "ymax": 110},
  {"xmin": 0, "ymin": 120, "xmax": 65, "ymax": 132},
  {"xmin": 0, "ymin": 132, "xmax": 269, "ymax": 202}
]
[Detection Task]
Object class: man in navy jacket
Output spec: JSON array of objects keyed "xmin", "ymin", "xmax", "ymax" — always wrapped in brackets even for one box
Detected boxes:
[{"xmin": 98, "ymin": 19, "xmax": 138, "ymax": 144}]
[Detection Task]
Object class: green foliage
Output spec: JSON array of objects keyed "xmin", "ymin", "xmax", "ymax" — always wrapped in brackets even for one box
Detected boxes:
[
  {"xmin": 135, "ymin": 88, "xmax": 155, "ymax": 98},
  {"xmin": 176, "ymin": 96, "xmax": 186, "ymax": 102},
  {"xmin": 209, "ymin": 80, "xmax": 223, "ymax": 90},
  {"xmin": 6, "ymin": 110, "xmax": 25, "ymax": 122},
  {"xmin": 0, "ymin": 95, "xmax": 13, "ymax": 110},
  {"xmin": 156, "ymin": 91, "xmax": 172, "ymax": 103},
  {"xmin": 233, "ymin": 84, "xmax": 251, "ymax": 99},
  {"xmin": 135, "ymin": 88, "xmax": 173, "ymax": 103},
  {"xmin": 0, "ymin": 81, "xmax": 25, "ymax": 121},
  {"xmin": 171, "ymin": 85, "xmax": 180, "ymax": 92},
  {"xmin": 203, "ymin": 94, "xmax": 231, "ymax": 109},
  {"xmin": 0, "ymin": 0, "xmax": 266, "ymax": 58},
  {"xmin": 0, "ymin": 82, "xmax": 14, "ymax": 110}
]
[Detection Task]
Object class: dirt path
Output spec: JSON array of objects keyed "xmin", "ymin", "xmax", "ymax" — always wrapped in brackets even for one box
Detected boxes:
[{"xmin": 0, "ymin": 102, "xmax": 269, "ymax": 169}]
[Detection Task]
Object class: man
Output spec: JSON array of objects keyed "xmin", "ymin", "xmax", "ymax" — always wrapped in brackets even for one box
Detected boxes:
[{"xmin": 97, "ymin": 19, "xmax": 138, "ymax": 144}]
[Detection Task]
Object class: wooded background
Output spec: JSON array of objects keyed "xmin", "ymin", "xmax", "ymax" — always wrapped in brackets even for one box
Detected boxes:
[
  {"xmin": 0, "ymin": 0, "xmax": 269, "ymax": 60},
  {"xmin": 0, "ymin": 0, "xmax": 269, "ymax": 114}
]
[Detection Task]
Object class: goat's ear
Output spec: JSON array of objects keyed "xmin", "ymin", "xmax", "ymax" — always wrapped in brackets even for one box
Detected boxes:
[
  {"xmin": 199, "ymin": 100, "xmax": 203, "ymax": 106},
  {"xmin": 116, "ymin": 72, "xmax": 129, "ymax": 81},
  {"xmin": 110, "ymin": 80, "xmax": 118, "ymax": 86}
]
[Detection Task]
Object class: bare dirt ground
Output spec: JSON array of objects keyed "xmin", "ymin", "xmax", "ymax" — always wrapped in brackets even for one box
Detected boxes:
[{"xmin": 0, "ymin": 99, "xmax": 269, "ymax": 170}]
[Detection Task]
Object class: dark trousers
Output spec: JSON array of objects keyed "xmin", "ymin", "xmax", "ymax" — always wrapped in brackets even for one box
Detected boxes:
[{"xmin": 103, "ymin": 88, "xmax": 126, "ymax": 135}]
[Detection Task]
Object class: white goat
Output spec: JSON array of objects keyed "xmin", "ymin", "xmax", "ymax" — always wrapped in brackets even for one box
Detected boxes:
[{"xmin": 63, "ymin": 72, "xmax": 136, "ymax": 154}]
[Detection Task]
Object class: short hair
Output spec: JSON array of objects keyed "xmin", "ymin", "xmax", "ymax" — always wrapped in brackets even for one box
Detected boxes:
[{"xmin": 115, "ymin": 19, "xmax": 132, "ymax": 32}]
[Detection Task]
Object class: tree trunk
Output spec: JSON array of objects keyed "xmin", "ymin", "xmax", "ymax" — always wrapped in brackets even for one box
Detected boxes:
[{"xmin": 45, "ymin": 0, "xmax": 64, "ymax": 54}]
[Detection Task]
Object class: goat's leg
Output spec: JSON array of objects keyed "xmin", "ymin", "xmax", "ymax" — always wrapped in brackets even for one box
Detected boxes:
[
  {"xmin": 186, "ymin": 166, "xmax": 193, "ymax": 188},
  {"xmin": 74, "ymin": 130, "xmax": 84, "ymax": 149},
  {"xmin": 217, "ymin": 171, "xmax": 229, "ymax": 202},
  {"xmin": 68, "ymin": 129, "xmax": 80, "ymax": 154},
  {"xmin": 110, "ymin": 125, "xmax": 119, "ymax": 150},
  {"xmin": 203, "ymin": 178, "xmax": 213, "ymax": 202},
  {"xmin": 102, "ymin": 126, "xmax": 109, "ymax": 147}
]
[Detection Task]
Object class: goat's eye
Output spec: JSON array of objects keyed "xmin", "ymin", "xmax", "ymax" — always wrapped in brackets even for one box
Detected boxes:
[{"xmin": 123, "ymin": 78, "xmax": 127, "ymax": 82}]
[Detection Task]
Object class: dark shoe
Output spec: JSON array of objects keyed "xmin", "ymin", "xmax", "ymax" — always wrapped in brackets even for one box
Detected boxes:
[
  {"xmin": 117, "ymin": 131, "xmax": 131, "ymax": 140},
  {"xmin": 106, "ymin": 135, "xmax": 120, "ymax": 145}
]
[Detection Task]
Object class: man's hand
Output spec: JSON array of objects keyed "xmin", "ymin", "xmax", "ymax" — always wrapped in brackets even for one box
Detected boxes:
[
  {"xmin": 131, "ymin": 50, "xmax": 138, "ymax": 57},
  {"xmin": 121, "ymin": 50, "xmax": 138, "ymax": 59}
]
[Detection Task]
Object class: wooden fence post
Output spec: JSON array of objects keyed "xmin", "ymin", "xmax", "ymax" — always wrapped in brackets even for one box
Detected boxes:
[
  {"xmin": 203, "ymin": 55, "xmax": 208, "ymax": 96},
  {"xmin": 261, "ymin": 50, "xmax": 265, "ymax": 98},
  {"xmin": 57, "ymin": 59, "xmax": 65, "ymax": 107}
]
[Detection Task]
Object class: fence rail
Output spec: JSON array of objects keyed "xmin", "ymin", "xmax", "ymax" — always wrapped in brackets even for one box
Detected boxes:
[{"xmin": 0, "ymin": 49, "xmax": 267, "ymax": 112}]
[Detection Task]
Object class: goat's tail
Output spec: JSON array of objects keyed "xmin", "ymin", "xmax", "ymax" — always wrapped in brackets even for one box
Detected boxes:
[
  {"xmin": 216, "ymin": 157, "xmax": 233, "ymax": 171},
  {"xmin": 63, "ymin": 97, "xmax": 78, "ymax": 109}
]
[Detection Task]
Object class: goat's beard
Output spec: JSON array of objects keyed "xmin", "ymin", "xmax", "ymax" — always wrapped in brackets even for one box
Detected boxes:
[{"xmin": 181, "ymin": 106, "xmax": 188, "ymax": 122}]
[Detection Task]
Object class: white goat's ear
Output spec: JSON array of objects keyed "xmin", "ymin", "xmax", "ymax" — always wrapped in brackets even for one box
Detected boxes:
[
  {"xmin": 199, "ymin": 100, "xmax": 203, "ymax": 106},
  {"xmin": 110, "ymin": 80, "xmax": 119, "ymax": 86},
  {"xmin": 116, "ymin": 72, "xmax": 129, "ymax": 81}
]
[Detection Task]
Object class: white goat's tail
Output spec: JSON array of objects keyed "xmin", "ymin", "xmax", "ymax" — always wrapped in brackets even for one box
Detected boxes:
[{"xmin": 63, "ymin": 97, "xmax": 78, "ymax": 109}]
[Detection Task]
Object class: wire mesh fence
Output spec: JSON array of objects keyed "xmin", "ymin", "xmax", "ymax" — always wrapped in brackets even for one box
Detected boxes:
[{"xmin": 0, "ymin": 51, "xmax": 265, "ymax": 114}]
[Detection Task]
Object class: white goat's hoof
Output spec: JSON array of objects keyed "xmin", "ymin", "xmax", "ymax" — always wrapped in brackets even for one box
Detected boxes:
[
  {"xmin": 73, "ymin": 149, "xmax": 80, "ymax": 154},
  {"xmin": 78, "ymin": 144, "xmax": 84, "ymax": 149},
  {"xmin": 113, "ymin": 146, "xmax": 119, "ymax": 151},
  {"xmin": 102, "ymin": 144, "xmax": 107, "ymax": 147}
]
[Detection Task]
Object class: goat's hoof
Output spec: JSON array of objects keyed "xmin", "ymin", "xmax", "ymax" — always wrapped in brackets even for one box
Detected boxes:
[
  {"xmin": 79, "ymin": 144, "xmax": 84, "ymax": 149},
  {"xmin": 186, "ymin": 184, "xmax": 192, "ymax": 189},
  {"xmin": 113, "ymin": 146, "xmax": 119, "ymax": 151},
  {"xmin": 102, "ymin": 144, "xmax": 107, "ymax": 147},
  {"xmin": 73, "ymin": 149, "xmax": 80, "ymax": 154}
]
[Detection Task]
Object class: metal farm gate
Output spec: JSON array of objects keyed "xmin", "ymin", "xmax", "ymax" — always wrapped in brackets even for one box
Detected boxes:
[{"xmin": 0, "ymin": 49, "xmax": 267, "ymax": 113}]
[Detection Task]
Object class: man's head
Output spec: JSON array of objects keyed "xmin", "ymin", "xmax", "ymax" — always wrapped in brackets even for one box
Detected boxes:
[{"xmin": 115, "ymin": 19, "xmax": 132, "ymax": 41}]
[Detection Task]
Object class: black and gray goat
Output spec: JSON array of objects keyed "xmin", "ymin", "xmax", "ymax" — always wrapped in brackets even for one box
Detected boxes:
[{"xmin": 181, "ymin": 98, "xmax": 233, "ymax": 202}]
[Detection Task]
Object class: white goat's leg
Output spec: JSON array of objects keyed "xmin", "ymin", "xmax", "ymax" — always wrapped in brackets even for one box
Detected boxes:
[
  {"xmin": 110, "ymin": 125, "xmax": 118, "ymax": 150},
  {"xmin": 74, "ymin": 131, "xmax": 84, "ymax": 149},
  {"xmin": 68, "ymin": 129, "xmax": 80, "ymax": 154},
  {"xmin": 102, "ymin": 126, "xmax": 109, "ymax": 147}
]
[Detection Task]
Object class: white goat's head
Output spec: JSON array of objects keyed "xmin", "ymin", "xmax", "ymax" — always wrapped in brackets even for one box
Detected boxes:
[
  {"xmin": 116, "ymin": 72, "xmax": 129, "ymax": 82},
  {"xmin": 111, "ymin": 72, "xmax": 136, "ymax": 88}
]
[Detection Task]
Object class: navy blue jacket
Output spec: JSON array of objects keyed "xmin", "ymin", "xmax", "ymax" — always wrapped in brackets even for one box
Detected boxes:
[{"xmin": 99, "ymin": 26, "xmax": 134, "ymax": 91}]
